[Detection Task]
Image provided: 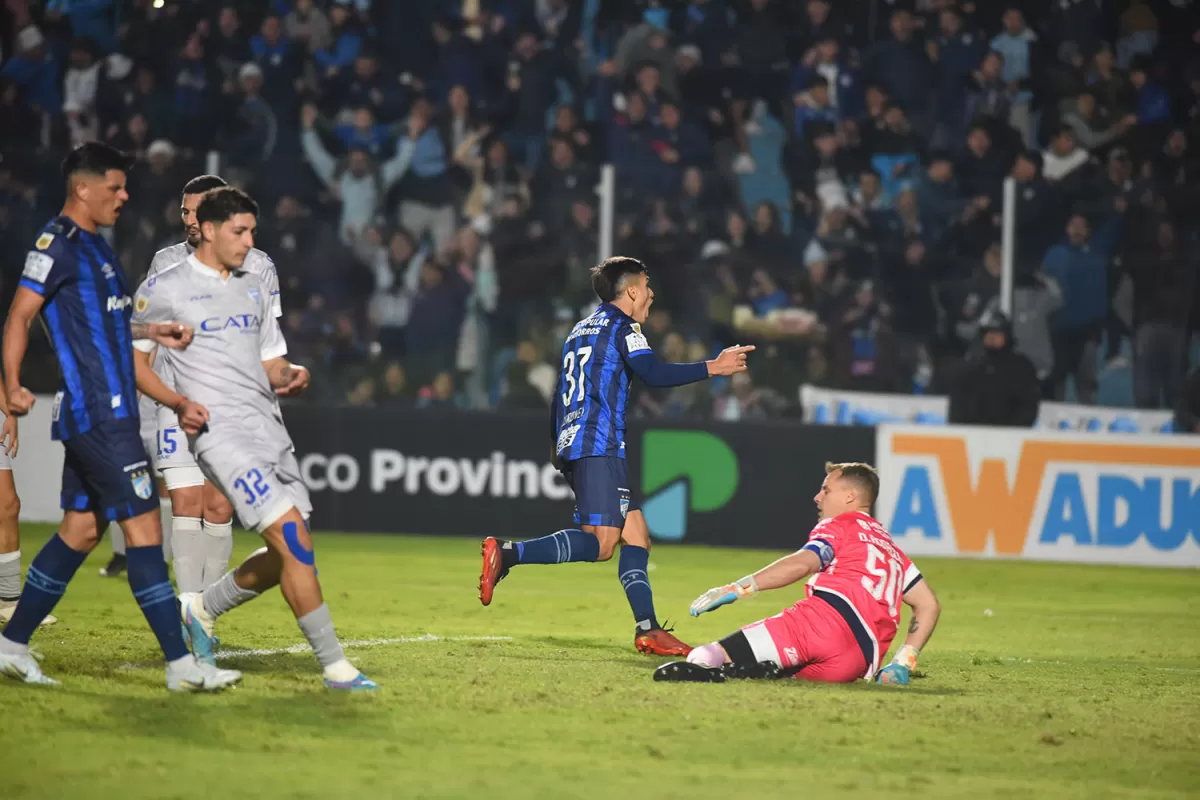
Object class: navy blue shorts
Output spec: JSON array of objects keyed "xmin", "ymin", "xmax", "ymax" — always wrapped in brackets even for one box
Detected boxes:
[
  {"xmin": 61, "ymin": 418, "xmax": 159, "ymax": 522},
  {"xmin": 563, "ymin": 456, "xmax": 639, "ymax": 528}
]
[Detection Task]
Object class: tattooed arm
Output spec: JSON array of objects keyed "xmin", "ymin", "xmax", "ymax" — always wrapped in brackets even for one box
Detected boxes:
[{"xmin": 130, "ymin": 321, "xmax": 194, "ymax": 349}]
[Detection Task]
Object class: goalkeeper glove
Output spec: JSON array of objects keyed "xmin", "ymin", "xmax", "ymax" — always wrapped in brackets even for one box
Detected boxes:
[
  {"xmin": 689, "ymin": 575, "xmax": 758, "ymax": 617},
  {"xmin": 876, "ymin": 644, "xmax": 920, "ymax": 685}
]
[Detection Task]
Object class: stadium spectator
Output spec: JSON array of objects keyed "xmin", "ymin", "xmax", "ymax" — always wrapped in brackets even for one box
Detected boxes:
[
  {"xmin": 1176, "ymin": 365, "xmax": 1200, "ymax": 434},
  {"xmin": 1, "ymin": 0, "xmax": 1195, "ymax": 420},
  {"xmin": 948, "ymin": 311, "xmax": 1040, "ymax": 427}
]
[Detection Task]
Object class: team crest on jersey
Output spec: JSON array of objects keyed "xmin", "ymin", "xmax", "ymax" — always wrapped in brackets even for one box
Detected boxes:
[
  {"xmin": 248, "ymin": 288, "xmax": 260, "ymax": 303},
  {"xmin": 135, "ymin": 296, "xmax": 148, "ymax": 313},
  {"xmin": 131, "ymin": 469, "xmax": 153, "ymax": 500},
  {"xmin": 35, "ymin": 233, "xmax": 54, "ymax": 250}
]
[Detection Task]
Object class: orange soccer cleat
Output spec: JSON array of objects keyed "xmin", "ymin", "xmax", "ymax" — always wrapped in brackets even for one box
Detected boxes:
[
  {"xmin": 635, "ymin": 625, "xmax": 693, "ymax": 657},
  {"xmin": 478, "ymin": 537, "xmax": 509, "ymax": 606}
]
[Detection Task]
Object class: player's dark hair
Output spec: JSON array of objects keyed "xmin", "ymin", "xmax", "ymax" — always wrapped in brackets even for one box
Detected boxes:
[
  {"xmin": 825, "ymin": 461, "xmax": 880, "ymax": 507},
  {"xmin": 182, "ymin": 174, "xmax": 228, "ymax": 196},
  {"xmin": 62, "ymin": 142, "xmax": 133, "ymax": 181},
  {"xmin": 196, "ymin": 186, "xmax": 259, "ymax": 227},
  {"xmin": 590, "ymin": 256, "xmax": 647, "ymax": 303}
]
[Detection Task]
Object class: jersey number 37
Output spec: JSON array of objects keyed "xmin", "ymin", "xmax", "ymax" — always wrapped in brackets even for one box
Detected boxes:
[{"xmin": 561, "ymin": 345, "xmax": 592, "ymax": 406}]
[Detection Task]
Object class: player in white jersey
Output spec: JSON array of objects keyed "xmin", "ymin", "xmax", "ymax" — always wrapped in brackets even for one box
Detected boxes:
[
  {"xmin": 0, "ymin": 402, "xmax": 56, "ymax": 627},
  {"xmin": 106, "ymin": 174, "xmax": 302, "ymax": 592},
  {"xmin": 131, "ymin": 187, "xmax": 375, "ymax": 690}
]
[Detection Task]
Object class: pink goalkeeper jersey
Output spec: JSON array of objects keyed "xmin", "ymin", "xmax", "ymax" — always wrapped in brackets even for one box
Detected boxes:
[{"xmin": 800, "ymin": 511, "xmax": 923, "ymax": 676}]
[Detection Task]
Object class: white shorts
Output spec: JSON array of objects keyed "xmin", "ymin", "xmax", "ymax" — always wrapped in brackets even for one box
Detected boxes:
[
  {"xmin": 162, "ymin": 465, "xmax": 205, "ymax": 491},
  {"xmin": 196, "ymin": 438, "xmax": 310, "ymax": 533},
  {"xmin": 0, "ymin": 450, "xmax": 10, "ymax": 471},
  {"xmin": 156, "ymin": 407, "xmax": 198, "ymax": 471}
]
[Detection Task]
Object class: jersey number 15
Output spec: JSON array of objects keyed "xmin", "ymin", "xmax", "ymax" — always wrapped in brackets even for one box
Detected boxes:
[{"xmin": 561, "ymin": 345, "xmax": 592, "ymax": 406}]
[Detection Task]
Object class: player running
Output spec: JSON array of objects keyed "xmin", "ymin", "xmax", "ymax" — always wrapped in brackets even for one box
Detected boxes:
[
  {"xmin": 132, "ymin": 186, "xmax": 375, "ymax": 690},
  {"xmin": 479, "ymin": 256, "xmax": 754, "ymax": 656},
  {"xmin": 0, "ymin": 397, "xmax": 56, "ymax": 627},
  {"xmin": 121, "ymin": 173, "xmax": 299, "ymax": 596},
  {"xmin": 0, "ymin": 142, "xmax": 242, "ymax": 691},
  {"xmin": 655, "ymin": 462, "xmax": 941, "ymax": 684}
]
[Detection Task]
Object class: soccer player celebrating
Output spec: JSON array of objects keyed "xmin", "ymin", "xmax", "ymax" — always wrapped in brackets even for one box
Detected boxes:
[
  {"xmin": 118, "ymin": 173, "xmax": 295, "ymax": 596},
  {"xmin": 132, "ymin": 187, "xmax": 375, "ymax": 690},
  {"xmin": 657, "ymin": 462, "xmax": 941, "ymax": 684},
  {"xmin": 479, "ymin": 256, "xmax": 754, "ymax": 656},
  {"xmin": 0, "ymin": 142, "xmax": 242, "ymax": 691}
]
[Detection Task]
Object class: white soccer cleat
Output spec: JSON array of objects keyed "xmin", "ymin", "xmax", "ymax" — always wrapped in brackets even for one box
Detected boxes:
[
  {"xmin": 0, "ymin": 601, "xmax": 57, "ymax": 627},
  {"xmin": 0, "ymin": 649, "xmax": 58, "ymax": 685},
  {"xmin": 166, "ymin": 657, "xmax": 242, "ymax": 693}
]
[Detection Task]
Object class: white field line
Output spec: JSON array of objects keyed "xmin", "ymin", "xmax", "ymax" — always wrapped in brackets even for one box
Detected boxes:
[
  {"xmin": 117, "ymin": 634, "xmax": 513, "ymax": 670},
  {"xmin": 1001, "ymin": 656, "xmax": 1198, "ymax": 674}
]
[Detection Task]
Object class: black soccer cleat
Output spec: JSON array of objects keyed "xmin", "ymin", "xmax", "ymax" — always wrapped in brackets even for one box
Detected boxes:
[
  {"xmin": 653, "ymin": 661, "xmax": 727, "ymax": 683},
  {"xmin": 721, "ymin": 660, "xmax": 786, "ymax": 681},
  {"xmin": 99, "ymin": 554, "xmax": 127, "ymax": 578}
]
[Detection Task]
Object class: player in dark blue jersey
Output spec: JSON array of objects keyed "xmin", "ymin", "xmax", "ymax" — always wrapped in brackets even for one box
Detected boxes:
[
  {"xmin": 479, "ymin": 257, "xmax": 753, "ymax": 655},
  {"xmin": 0, "ymin": 142, "xmax": 241, "ymax": 691}
]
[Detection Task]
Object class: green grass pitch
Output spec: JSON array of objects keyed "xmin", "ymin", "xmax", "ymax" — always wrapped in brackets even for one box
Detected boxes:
[{"xmin": 3, "ymin": 523, "xmax": 1199, "ymax": 799}]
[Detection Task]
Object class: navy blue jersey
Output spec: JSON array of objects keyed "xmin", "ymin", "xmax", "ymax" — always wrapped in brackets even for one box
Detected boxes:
[
  {"xmin": 19, "ymin": 217, "xmax": 138, "ymax": 440},
  {"xmin": 553, "ymin": 303, "xmax": 655, "ymax": 460}
]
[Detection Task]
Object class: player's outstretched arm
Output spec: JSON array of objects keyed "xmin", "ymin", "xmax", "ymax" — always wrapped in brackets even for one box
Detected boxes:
[
  {"xmin": 705, "ymin": 345, "xmax": 755, "ymax": 377},
  {"xmin": 689, "ymin": 550, "xmax": 822, "ymax": 617},
  {"xmin": 625, "ymin": 344, "xmax": 755, "ymax": 388},
  {"xmin": 2, "ymin": 287, "xmax": 44, "ymax": 417},
  {"xmin": 877, "ymin": 579, "xmax": 941, "ymax": 686},
  {"xmin": 133, "ymin": 348, "xmax": 209, "ymax": 434}
]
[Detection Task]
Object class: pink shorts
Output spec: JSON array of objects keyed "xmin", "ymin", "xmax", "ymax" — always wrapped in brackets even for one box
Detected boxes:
[{"xmin": 740, "ymin": 598, "xmax": 868, "ymax": 683}]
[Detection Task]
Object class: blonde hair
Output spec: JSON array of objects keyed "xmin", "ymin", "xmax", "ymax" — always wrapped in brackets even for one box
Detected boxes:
[{"xmin": 825, "ymin": 461, "xmax": 879, "ymax": 507}]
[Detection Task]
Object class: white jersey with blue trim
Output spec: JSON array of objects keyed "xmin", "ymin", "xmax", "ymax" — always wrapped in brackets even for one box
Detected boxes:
[
  {"xmin": 132, "ymin": 254, "xmax": 292, "ymax": 457},
  {"xmin": 137, "ymin": 242, "xmax": 282, "ymax": 433}
]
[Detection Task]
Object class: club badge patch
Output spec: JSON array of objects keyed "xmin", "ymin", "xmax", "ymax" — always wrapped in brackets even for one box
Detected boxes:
[
  {"xmin": 248, "ymin": 288, "xmax": 260, "ymax": 303},
  {"xmin": 131, "ymin": 469, "xmax": 153, "ymax": 500},
  {"xmin": 620, "ymin": 497, "xmax": 630, "ymax": 519},
  {"xmin": 135, "ymin": 296, "xmax": 148, "ymax": 313}
]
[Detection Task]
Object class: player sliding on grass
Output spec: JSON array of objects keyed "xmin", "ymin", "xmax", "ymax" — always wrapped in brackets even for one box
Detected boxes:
[
  {"xmin": 132, "ymin": 187, "xmax": 375, "ymax": 690},
  {"xmin": 656, "ymin": 462, "xmax": 941, "ymax": 684},
  {"xmin": 479, "ymin": 256, "xmax": 754, "ymax": 656}
]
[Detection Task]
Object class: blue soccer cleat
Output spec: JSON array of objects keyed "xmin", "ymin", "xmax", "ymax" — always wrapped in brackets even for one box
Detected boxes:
[
  {"xmin": 179, "ymin": 593, "xmax": 217, "ymax": 666},
  {"xmin": 324, "ymin": 672, "xmax": 379, "ymax": 691},
  {"xmin": 876, "ymin": 663, "xmax": 911, "ymax": 685}
]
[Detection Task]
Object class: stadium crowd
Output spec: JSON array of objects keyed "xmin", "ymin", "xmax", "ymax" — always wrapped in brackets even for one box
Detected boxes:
[{"xmin": 1, "ymin": 0, "xmax": 1197, "ymax": 418}]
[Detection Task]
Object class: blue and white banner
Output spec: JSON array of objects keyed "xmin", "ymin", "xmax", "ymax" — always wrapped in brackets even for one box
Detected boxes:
[{"xmin": 800, "ymin": 385, "xmax": 1179, "ymax": 435}]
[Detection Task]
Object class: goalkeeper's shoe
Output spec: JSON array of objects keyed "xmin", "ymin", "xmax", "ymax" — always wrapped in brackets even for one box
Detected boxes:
[
  {"xmin": 721, "ymin": 660, "xmax": 785, "ymax": 681},
  {"xmin": 0, "ymin": 648, "xmax": 57, "ymax": 686},
  {"xmin": 179, "ymin": 592, "xmax": 217, "ymax": 666},
  {"xmin": 478, "ymin": 537, "xmax": 509, "ymax": 607},
  {"xmin": 0, "ymin": 601, "xmax": 56, "ymax": 627},
  {"xmin": 876, "ymin": 663, "xmax": 910, "ymax": 685},
  {"xmin": 653, "ymin": 661, "xmax": 726, "ymax": 683},
  {"xmin": 635, "ymin": 624, "xmax": 692, "ymax": 657}
]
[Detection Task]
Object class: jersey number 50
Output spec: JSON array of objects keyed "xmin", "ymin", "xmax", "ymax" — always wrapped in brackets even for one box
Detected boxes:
[
  {"xmin": 862, "ymin": 544, "xmax": 903, "ymax": 618},
  {"xmin": 561, "ymin": 345, "xmax": 592, "ymax": 406}
]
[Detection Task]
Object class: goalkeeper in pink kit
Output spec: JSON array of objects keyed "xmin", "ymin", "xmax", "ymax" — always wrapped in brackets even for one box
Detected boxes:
[{"xmin": 656, "ymin": 462, "xmax": 941, "ymax": 685}]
